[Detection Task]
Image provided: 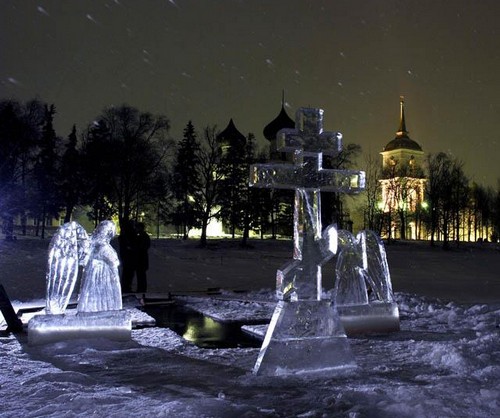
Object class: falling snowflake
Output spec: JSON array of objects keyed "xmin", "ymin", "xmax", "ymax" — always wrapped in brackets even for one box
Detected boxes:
[
  {"xmin": 86, "ymin": 14, "xmax": 98, "ymax": 24},
  {"xmin": 37, "ymin": 6, "xmax": 50, "ymax": 16},
  {"xmin": 7, "ymin": 77, "xmax": 20, "ymax": 85}
]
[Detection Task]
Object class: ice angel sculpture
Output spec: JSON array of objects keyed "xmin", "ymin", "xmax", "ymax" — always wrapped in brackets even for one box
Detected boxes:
[
  {"xmin": 333, "ymin": 230, "xmax": 395, "ymax": 306},
  {"xmin": 30, "ymin": 220, "xmax": 130, "ymax": 346},
  {"xmin": 361, "ymin": 230, "xmax": 394, "ymax": 303},
  {"xmin": 334, "ymin": 230, "xmax": 370, "ymax": 306},
  {"xmin": 77, "ymin": 220, "xmax": 122, "ymax": 312},
  {"xmin": 332, "ymin": 229, "xmax": 399, "ymax": 335},
  {"xmin": 46, "ymin": 221, "xmax": 89, "ymax": 314}
]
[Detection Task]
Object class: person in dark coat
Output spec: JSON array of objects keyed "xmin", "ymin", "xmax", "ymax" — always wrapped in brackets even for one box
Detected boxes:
[
  {"xmin": 134, "ymin": 222, "xmax": 151, "ymax": 293},
  {"xmin": 119, "ymin": 220, "xmax": 136, "ymax": 293}
]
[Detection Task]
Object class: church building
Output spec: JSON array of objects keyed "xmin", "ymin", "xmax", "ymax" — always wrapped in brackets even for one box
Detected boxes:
[
  {"xmin": 216, "ymin": 118, "xmax": 246, "ymax": 154},
  {"xmin": 379, "ymin": 97, "xmax": 427, "ymax": 240},
  {"xmin": 263, "ymin": 94, "xmax": 295, "ymax": 161}
]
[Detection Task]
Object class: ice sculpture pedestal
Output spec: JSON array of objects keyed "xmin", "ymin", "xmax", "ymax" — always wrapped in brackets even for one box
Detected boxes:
[
  {"xmin": 28, "ymin": 310, "xmax": 132, "ymax": 346},
  {"xmin": 338, "ymin": 302, "xmax": 400, "ymax": 336},
  {"xmin": 254, "ymin": 301, "xmax": 356, "ymax": 375}
]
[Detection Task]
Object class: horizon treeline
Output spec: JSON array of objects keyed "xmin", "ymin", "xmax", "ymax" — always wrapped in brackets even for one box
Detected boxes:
[
  {"xmin": 1, "ymin": 98, "xmax": 499, "ymax": 247},
  {"xmin": 0, "ymin": 98, "xmax": 360, "ymax": 246}
]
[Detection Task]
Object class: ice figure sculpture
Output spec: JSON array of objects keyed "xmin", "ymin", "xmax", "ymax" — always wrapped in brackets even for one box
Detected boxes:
[
  {"xmin": 249, "ymin": 107, "xmax": 365, "ymax": 375},
  {"xmin": 28, "ymin": 221, "xmax": 131, "ymax": 346},
  {"xmin": 45, "ymin": 221, "xmax": 89, "ymax": 314},
  {"xmin": 333, "ymin": 230, "xmax": 399, "ymax": 335},
  {"xmin": 334, "ymin": 230, "xmax": 369, "ymax": 307},
  {"xmin": 77, "ymin": 220, "xmax": 122, "ymax": 312},
  {"xmin": 362, "ymin": 230, "xmax": 394, "ymax": 302}
]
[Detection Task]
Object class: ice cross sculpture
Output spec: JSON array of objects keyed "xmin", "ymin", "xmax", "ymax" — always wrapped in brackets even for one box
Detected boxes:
[{"xmin": 250, "ymin": 108, "xmax": 366, "ymax": 301}]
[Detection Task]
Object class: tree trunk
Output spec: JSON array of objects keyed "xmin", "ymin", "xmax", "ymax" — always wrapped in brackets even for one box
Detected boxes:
[
  {"xmin": 199, "ymin": 216, "xmax": 208, "ymax": 247},
  {"xmin": 64, "ymin": 203, "xmax": 74, "ymax": 223},
  {"xmin": 40, "ymin": 206, "xmax": 46, "ymax": 239},
  {"xmin": 241, "ymin": 213, "xmax": 250, "ymax": 247}
]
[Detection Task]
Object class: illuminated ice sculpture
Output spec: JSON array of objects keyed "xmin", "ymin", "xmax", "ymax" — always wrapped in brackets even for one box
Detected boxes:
[
  {"xmin": 334, "ymin": 230, "xmax": 400, "ymax": 335},
  {"xmin": 249, "ymin": 107, "xmax": 365, "ymax": 375},
  {"xmin": 28, "ymin": 221, "xmax": 131, "ymax": 345},
  {"xmin": 45, "ymin": 221, "xmax": 89, "ymax": 315}
]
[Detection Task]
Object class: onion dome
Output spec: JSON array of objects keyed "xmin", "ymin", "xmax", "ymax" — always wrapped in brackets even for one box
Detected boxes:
[
  {"xmin": 383, "ymin": 97, "xmax": 422, "ymax": 152},
  {"xmin": 263, "ymin": 105, "xmax": 295, "ymax": 141},
  {"xmin": 217, "ymin": 118, "xmax": 246, "ymax": 148}
]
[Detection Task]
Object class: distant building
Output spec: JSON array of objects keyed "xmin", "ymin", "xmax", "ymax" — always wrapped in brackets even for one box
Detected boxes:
[
  {"xmin": 263, "ymin": 94, "xmax": 295, "ymax": 161},
  {"xmin": 379, "ymin": 97, "xmax": 427, "ymax": 240},
  {"xmin": 216, "ymin": 118, "xmax": 246, "ymax": 155}
]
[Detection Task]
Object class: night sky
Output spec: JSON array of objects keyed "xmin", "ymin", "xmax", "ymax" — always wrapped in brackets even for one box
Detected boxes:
[{"xmin": 1, "ymin": 0, "xmax": 500, "ymax": 187}]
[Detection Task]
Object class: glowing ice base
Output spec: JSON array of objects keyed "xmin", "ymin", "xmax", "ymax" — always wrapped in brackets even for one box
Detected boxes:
[
  {"xmin": 338, "ymin": 302, "xmax": 400, "ymax": 335},
  {"xmin": 28, "ymin": 310, "xmax": 131, "ymax": 346},
  {"xmin": 253, "ymin": 301, "xmax": 356, "ymax": 376}
]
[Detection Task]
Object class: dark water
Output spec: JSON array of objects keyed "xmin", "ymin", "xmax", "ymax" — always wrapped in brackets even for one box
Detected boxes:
[{"xmin": 142, "ymin": 303, "xmax": 262, "ymax": 349}]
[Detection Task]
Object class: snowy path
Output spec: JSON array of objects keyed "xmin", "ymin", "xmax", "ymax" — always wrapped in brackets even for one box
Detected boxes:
[{"xmin": 1, "ymin": 238, "xmax": 499, "ymax": 416}]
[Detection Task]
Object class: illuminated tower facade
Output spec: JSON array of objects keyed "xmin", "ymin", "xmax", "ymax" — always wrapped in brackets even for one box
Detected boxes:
[{"xmin": 379, "ymin": 97, "xmax": 426, "ymax": 239}]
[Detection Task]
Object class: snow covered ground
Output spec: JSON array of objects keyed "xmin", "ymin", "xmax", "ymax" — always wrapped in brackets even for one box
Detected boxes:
[{"xmin": 1, "ymin": 237, "xmax": 499, "ymax": 417}]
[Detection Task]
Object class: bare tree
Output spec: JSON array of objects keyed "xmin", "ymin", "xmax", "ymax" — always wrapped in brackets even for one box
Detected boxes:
[
  {"xmin": 361, "ymin": 152, "xmax": 382, "ymax": 232},
  {"xmin": 81, "ymin": 105, "xmax": 171, "ymax": 230},
  {"xmin": 193, "ymin": 126, "xmax": 224, "ymax": 247},
  {"xmin": 470, "ymin": 183, "xmax": 494, "ymax": 241},
  {"xmin": 426, "ymin": 152, "xmax": 468, "ymax": 248}
]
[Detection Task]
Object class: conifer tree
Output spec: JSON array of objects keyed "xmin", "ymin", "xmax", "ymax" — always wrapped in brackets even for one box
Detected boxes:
[
  {"xmin": 0, "ymin": 101, "xmax": 25, "ymax": 239},
  {"xmin": 172, "ymin": 121, "xmax": 201, "ymax": 239},
  {"xmin": 217, "ymin": 129, "xmax": 247, "ymax": 238},
  {"xmin": 59, "ymin": 125, "xmax": 83, "ymax": 222},
  {"xmin": 32, "ymin": 104, "xmax": 61, "ymax": 238}
]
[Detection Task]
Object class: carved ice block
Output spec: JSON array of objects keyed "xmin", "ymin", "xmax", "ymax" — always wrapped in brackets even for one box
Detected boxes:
[
  {"xmin": 28, "ymin": 310, "xmax": 131, "ymax": 345},
  {"xmin": 254, "ymin": 301, "xmax": 356, "ymax": 376}
]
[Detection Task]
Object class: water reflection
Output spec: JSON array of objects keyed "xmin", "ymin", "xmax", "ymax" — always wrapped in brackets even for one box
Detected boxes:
[{"xmin": 143, "ymin": 303, "xmax": 261, "ymax": 349}]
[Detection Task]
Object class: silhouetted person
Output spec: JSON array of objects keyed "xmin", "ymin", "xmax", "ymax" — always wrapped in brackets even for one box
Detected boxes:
[
  {"xmin": 119, "ymin": 220, "xmax": 136, "ymax": 293},
  {"xmin": 135, "ymin": 222, "xmax": 151, "ymax": 293}
]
